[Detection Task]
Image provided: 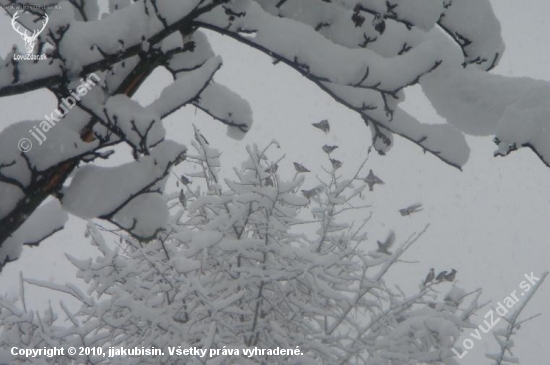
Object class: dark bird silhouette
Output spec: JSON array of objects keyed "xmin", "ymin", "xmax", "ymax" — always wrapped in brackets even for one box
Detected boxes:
[
  {"xmin": 330, "ymin": 158, "xmax": 342, "ymax": 170},
  {"xmin": 445, "ymin": 269, "xmax": 457, "ymax": 282},
  {"xmin": 312, "ymin": 119, "xmax": 330, "ymax": 133},
  {"xmin": 322, "ymin": 145, "xmax": 338, "ymax": 154},
  {"xmin": 265, "ymin": 176, "xmax": 274, "ymax": 187},
  {"xmin": 423, "ymin": 268, "xmax": 435, "ymax": 286},
  {"xmin": 364, "ymin": 169, "xmax": 384, "ymax": 191},
  {"xmin": 376, "ymin": 230, "xmax": 395, "ymax": 255},
  {"xmin": 293, "ymin": 162, "xmax": 310, "ymax": 173},
  {"xmin": 435, "ymin": 270, "xmax": 448, "ymax": 282},
  {"xmin": 399, "ymin": 203, "xmax": 423, "ymax": 216}
]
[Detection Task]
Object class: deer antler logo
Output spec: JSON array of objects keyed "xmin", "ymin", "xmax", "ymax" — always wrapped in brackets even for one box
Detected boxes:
[{"xmin": 11, "ymin": 10, "xmax": 49, "ymax": 54}]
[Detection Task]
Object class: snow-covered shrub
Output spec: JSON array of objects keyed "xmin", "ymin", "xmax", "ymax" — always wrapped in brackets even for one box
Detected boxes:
[{"xmin": 3, "ymin": 133, "xmax": 543, "ymax": 365}]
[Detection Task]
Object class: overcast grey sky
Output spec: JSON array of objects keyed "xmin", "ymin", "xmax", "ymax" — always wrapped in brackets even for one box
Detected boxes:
[{"xmin": 0, "ymin": 1, "xmax": 549, "ymax": 363}]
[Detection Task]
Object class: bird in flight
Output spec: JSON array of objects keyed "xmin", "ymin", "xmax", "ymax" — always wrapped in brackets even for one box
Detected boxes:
[
  {"xmin": 322, "ymin": 145, "xmax": 338, "ymax": 154},
  {"xmin": 312, "ymin": 119, "xmax": 330, "ymax": 133},
  {"xmin": 376, "ymin": 230, "xmax": 395, "ymax": 255},
  {"xmin": 364, "ymin": 169, "xmax": 385, "ymax": 191},
  {"xmin": 399, "ymin": 203, "xmax": 423, "ymax": 216},
  {"xmin": 293, "ymin": 162, "xmax": 310, "ymax": 173}
]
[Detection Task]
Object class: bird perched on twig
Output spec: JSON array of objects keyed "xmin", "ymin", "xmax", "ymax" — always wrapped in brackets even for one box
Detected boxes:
[
  {"xmin": 376, "ymin": 230, "xmax": 395, "ymax": 255},
  {"xmin": 445, "ymin": 269, "xmax": 457, "ymax": 282},
  {"xmin": 435, "ymin": 270, "xmax": 448, "ymax": 282},
  {"xmin": 423, "ymin": 268, "xmax": 435, "ymax": 286}
]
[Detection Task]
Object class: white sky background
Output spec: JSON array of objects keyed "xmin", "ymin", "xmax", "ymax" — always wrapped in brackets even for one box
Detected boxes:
[{"xmin": 0, "ymin": 1, "xmax": 549, "ymax": 363}]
